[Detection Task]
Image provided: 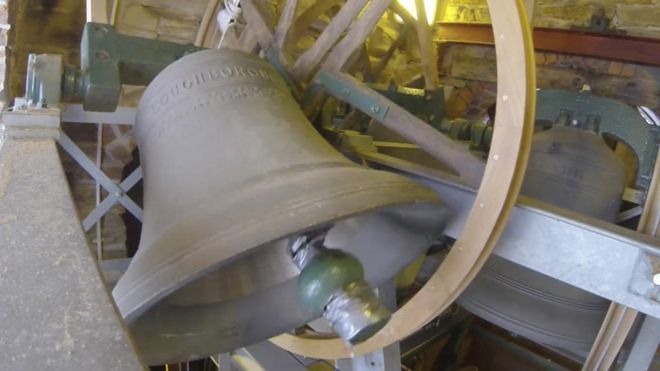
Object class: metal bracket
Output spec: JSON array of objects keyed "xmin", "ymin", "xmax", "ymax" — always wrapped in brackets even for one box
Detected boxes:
[
  {"xmin": 264, "ymin": 48, "xmax": 302, "ymax": 101},
  {"xmin": 69, "ymin": 22, "xmax": 202, "ymax": 112},
  {"xmin": 16, "ymin": 54, "xmax": 63, "ymax": 109},
  {"xmin": 82, "ymin": 166, "xmax": 143, "ymax": 231},
  {"xmin": 57, "ymin": 132, "xmax": 143, "ymax": 226},
  {"xmin": 316, "ymin": 71, "xmax": 390, "ymax": 122}
]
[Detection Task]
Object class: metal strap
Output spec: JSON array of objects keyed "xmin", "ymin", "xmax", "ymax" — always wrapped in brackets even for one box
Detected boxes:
[{"xmin": 57, "ymin": 132, "xmax": 143, "ymax": 226}]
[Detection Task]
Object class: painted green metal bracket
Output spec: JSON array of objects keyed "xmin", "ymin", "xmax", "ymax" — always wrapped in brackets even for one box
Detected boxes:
[
  {"xmin": 371, "ymin": 83, "xmax": 446, "ymax": 130},
  {"xmin": 316, "ymin": 71, "xmax": 391, "ymax": 122},
  {"xmin": 263, "ymin": 49, "xmax": 302, "ymax": 101},
  {"xmin": 65, "ymin": 22, "xmax": 202, "ymax": 112}
]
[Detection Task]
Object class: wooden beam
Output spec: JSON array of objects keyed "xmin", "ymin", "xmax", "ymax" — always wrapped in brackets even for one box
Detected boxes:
[
  {"xmin": 291, "ymin": 0, "xmax": 369, "ymax": 81},
  {"xmin": 241, "ymin": 0, "xmax": 275, "ymax": 50},
  {"xmin": 288, "ymin": 0, "xmax": 344, "ymax": 52},
  {"xmin": 415, "ymin": 0, "xmax": 439, "ymax": 89},
  {"xmin": 326, "ymin": 71, "xmax": 485, "ymax": 187},
  {"xmin": 238, "ymin": 27, "xmax": 259, "ymax": 53},
  {"xmin": 584, "ymin": 149, "xmax": 660, "ymax": 370},
  {"xmin": 391, "ymin": 2, "xmax": 415, "ymax": 24},
  {"xmin": 86, "ymin": 0, "xmax": 109, "ymax": 23},
  {"xmin": 371, "ymin": 26, "xmax": 409, "ymax": 79},
  {"xmin": 434, "ymin": 23, "xmax": 660, "ymax": 67},
  {"xmin": 274, "ymin": 0, "xmax": 298, "ymax": 52},
  {"xmin": 321, "ymin": 0, "xmax": 393, "ymax": 72},
  {"xmin": 195, "ymin": 0, "xmax": 220, "ymax": 47}
]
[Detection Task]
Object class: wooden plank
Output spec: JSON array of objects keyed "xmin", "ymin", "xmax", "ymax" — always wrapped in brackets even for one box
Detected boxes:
[
  {"xmin": 274, "ymin": 0, "xmax": 298, "ymax": 52},
  {"xmin": 325, "ymin": 71, "xmax": 485, "ymax": 187},
  {"xmin": 291, "ymin": 0, "xmax": 369, "ymax": 81},
  {"xmin": 110, "ymin": 0, "xmax": 120, "ymax": 25},
  {"xmin": 371, "ymin": 26, "xmax": 409, "ymax": 79},
  {"xmin": 241, "ymin": 0, "xmax": 275, "ymax": 50},
  {"xmin": 86, "ymin": 0, "xmax": 109, "ymax": 23},
  {"xmin": 434, "ymin": 24, "xmax": 660, "ymax": 67},
  {"xmin": 238, "ymin": 27, "xmax": 260, "ymax": 53},
  {"xmin": 414, "ymin": 0, "xmax": 439, "ymax": 89},
  {"xmin": 195, "ymin": 0, "xmax": 220, "ymax": 46},
  {"xmin": 583, "ymin": 306, "xmax": 638, "ymax": 371},
  {"xmin": 288, "ymin": 0, "xmax": 344, "ymax": 52},
  {"xmin": 584, "ymin": 150, "xmax": 660, "ymax": 370},
  {"xmin": 391, "ymin": 2, "xmax": 415, "ymax": 24},
  {"xmin": 321, "ymin": 0, "xmax": 393, "ymax": 72}
]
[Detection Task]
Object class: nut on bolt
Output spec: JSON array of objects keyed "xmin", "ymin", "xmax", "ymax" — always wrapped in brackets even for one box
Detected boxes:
[
  {"xmin": 370, "ymin": 105, "xmax": 381, "ymax": 114},
  {"xmin": 651, "ymin": 255, "xmax": 660, "ymax": 286}
]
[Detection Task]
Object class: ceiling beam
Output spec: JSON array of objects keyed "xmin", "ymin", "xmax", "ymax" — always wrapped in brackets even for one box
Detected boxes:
[{"xmin": 435, "ymin": 24, "xmax": 660, "ymax": 67}]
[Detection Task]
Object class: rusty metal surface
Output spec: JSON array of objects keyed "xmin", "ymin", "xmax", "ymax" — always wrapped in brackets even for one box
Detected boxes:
[{"xmin": 435, "ymin": 24, "xmax": 660, "ymax": 67}]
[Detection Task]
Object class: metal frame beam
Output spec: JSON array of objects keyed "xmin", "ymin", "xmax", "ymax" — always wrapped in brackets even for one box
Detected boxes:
[
  {"xmin": 357, "ymin": 150, "xmax": 660, "ymax": 319},
  {"xmin": 434, "ymin": 24, "xmax": 660, "ymax": 67}
]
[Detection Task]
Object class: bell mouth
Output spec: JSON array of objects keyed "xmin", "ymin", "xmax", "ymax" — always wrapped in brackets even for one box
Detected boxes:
[
  {"xmin": 113, "ymin": 48, "xmax": 450, "ymax": 365},
  {"xmin": 120, "ymin": 198, "xmax": 447, "ymax": 365},
  {"xmin": 113, "ymin": 166, "xmax": 449, "ymax": 364}
]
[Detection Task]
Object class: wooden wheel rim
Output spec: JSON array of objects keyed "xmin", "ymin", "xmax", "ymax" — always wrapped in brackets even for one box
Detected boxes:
[{"xmin": 269, "ymin": 0, "xmax": 537, "ymax": 359}]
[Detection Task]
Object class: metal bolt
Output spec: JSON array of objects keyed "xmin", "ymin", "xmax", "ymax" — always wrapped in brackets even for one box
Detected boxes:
[
  {"xmin": 370, "ymin": 105, "xmax": 381, "ymax": 114},
  {"xmin": 96, "ymin": 50, "xmax": 111, "ymax": 61},
  {"xmin": 653, "ymin": 273, "xmax": 660, "ymax": 286},
  {"xmin": 94, "ymin": 26, "xmax": 109, "ymax": 37},
  {"xmin": 341, "ymin": 88, "xmax": 351, "ymax": 96}
]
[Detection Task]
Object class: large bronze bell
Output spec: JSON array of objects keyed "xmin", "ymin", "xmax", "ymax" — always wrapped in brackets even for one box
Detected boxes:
[{"xmin": 112, "ymin": 49, "xmax": 448, "ymax": 365}]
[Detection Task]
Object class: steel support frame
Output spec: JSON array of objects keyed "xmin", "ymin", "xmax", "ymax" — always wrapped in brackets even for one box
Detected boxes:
[
  {"xmin": 356, "ymin": 149, "xmax": 660, "ymax": 319},
  {"xmin": 57, "ymin": 132, "xmax": 143, "ymax": 228}
]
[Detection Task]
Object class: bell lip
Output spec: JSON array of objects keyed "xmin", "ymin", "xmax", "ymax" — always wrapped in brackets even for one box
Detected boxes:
[{"xmin": 112, "ymin": 167, "xmax": 444, "ymax": 324}]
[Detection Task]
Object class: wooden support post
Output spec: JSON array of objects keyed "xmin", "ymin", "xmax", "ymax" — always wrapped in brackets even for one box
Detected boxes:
[
  {"xmin": 288, "ymin": 0, "xmax": 344, "ymax": 53},
  {"xmin": 86, "ymin": 0, "xmax": 109, "ymax": 23},
  {"xmin": 241, "ymin": 0, "xmax": 275, "ymax": 51},
  {"xmin": 274, "ymin": 0, "xmax": 298, "ymax": 52},
  {"xmin": 291, "ymin": 0, "xmax": 369, "ymax": 81},
  {"xmin": 321, "ymin": 0, "xmax": 393, "ymax": 72},
  {"xmin": 414, "ymin": 0, "xmax": 440, "ymax": 89},
  {"xmin": 195, "ymin": 0, "xmax": 221, "ymax": 47},
  {"xmin": 326, "ymin": 71, "xmax": 485, "ymax": 187},
  {"xmin": 584, "ymin": 151, "xmax": 660, "ymax": 371},
  {"xmin": 371, "ymin": 26, "xmax": 409, "ymax": 79},
  {"xmin": 238, "ymin": 28, "xmax": 260, "ymax": 53}
]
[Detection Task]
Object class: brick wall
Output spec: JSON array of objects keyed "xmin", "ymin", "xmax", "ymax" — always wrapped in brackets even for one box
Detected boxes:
[
  {"xmin": 438, "ymin": 1, "xmax": 660, "ymax": 120},
  {"xmin": 443, "ymin": 43, "xmax": 660, "ymax": 119}
]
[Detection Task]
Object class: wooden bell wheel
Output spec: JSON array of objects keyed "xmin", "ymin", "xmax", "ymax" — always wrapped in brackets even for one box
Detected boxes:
[{"xmin": 197, "ymin": 0, "xmax": 536, "ymax": 360}]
